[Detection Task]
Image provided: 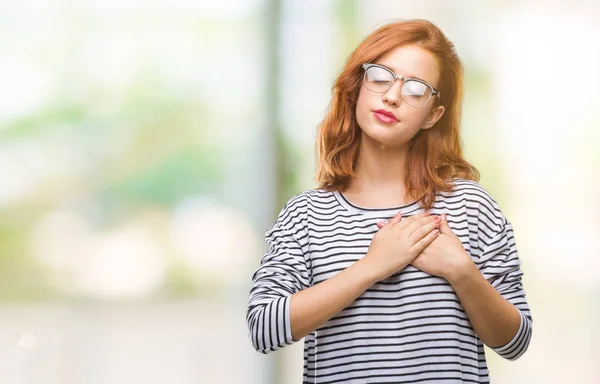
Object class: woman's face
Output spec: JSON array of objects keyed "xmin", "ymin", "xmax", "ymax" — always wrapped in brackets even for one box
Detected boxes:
[{"xmin": 355, "ymin": 44, "xmax": 445, "ymax": 148}]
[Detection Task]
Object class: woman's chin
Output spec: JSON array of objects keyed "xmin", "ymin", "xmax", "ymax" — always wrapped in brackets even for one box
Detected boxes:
[{"xmin": 361, "ymin": 129, "xmax": 408, "ymax": 148}]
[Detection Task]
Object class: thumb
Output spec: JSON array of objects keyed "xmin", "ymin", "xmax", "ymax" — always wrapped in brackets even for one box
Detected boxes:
[{"xmin": 438, "ymin": 213, "xmax": 453, "ymax": 236}]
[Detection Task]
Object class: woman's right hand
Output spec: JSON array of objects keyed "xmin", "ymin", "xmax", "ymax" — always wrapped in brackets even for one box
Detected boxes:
[{"xmin": 362, "ymin": 211, "xmax": 442, "ymax": 282}]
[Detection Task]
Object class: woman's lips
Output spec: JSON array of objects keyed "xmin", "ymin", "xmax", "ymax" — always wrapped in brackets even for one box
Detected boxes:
[{"xmin": 373, "ymin": 111, "xmax": 398, "ymax": 124}]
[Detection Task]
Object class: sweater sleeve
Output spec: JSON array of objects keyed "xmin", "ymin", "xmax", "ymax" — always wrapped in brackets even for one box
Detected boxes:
[
  {"xmin": 246, "ymin": 194, "xmax": 311, "ymax": 354},
  {"xmin": 478, "ymin": 218, "xmax": 533, "ymax": 361}
]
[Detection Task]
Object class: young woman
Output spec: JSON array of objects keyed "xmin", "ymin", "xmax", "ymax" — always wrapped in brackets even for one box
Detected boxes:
[{"xmin": 247, "ymin": 19, "xmax": 532, "ymax": 383}]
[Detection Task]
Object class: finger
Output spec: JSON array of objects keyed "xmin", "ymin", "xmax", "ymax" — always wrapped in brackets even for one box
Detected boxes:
[
  {"xmin": 400, "ymin": 213, "xmax": 438, "ymax": 234},
  {"xmin": 377, "ymin": 211, "xmax": 401, "ymax": 230},
  {"xmin": 396, "ymin": 211, "xmax": 430, "ymax": 230},
  {"xmin": 438, "ymin": 216, "xmax": 454, "ymax": 236},
  {"xmin": 407, "ymin": 216, "xmax": 440, "ymax": 243},
  {"xmin": 388, "ymin": 211, "xmax": 403, "ymax": 226},
  {"xmin": 411, "ymin": 227, "xmax": 440, "ymax": 255}
]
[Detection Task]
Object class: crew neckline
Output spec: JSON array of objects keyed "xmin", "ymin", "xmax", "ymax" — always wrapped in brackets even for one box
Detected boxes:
[{"xmin": 332, "ymin": 190, "xmax": 423, "ymax": 217}]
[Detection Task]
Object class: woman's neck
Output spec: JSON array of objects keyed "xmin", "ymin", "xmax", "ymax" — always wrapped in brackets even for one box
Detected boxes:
[
  {"xmin": 353, "ymin": 133, "xmax": 408, "ymax": 186},
  {"xmin": 343, "ymin": 135, "xmax": 414, "ymax": 207}
]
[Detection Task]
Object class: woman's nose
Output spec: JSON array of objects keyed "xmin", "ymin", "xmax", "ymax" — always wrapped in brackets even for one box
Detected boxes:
[{"xmin": 382, "ymin": 79, "xmax": 403, "ymax": 107}]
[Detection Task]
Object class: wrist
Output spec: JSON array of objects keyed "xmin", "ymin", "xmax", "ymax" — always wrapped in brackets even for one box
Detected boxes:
[
  {"xmin": 355, "ymin": 256, "xmax": 385, "ymax": 285},
  {"xmin": 446, "ymin": 256, "xmax": 478, "ymax": 286}
]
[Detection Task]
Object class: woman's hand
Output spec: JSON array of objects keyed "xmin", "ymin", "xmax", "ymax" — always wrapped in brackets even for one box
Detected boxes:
[
  {"xmin": 364, "ymin": 212, "xmax": 441, "ymax": 282},
  {"xmin": 410, "ymin": 214, "xmax": 474, "ymax": 281}
]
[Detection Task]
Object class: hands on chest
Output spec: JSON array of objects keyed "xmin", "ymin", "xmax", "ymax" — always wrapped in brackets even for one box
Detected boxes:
[{"xmin": 364, "ymin": 212, "xmax": 473, "ymax": 282}]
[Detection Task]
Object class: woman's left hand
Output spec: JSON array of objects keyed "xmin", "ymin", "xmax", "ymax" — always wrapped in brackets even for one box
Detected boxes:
[{"xmin": 377, "ymin": 213, "xmax": 474, "ymax": 281}]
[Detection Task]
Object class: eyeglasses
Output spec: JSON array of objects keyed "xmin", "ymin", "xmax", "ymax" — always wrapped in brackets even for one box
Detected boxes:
[{"xmin": 361, "ymin": 63, "xmax": 441, "ymax": 108}]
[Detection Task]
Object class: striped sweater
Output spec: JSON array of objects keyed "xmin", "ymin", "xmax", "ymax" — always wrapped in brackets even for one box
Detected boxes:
[{"xmin": 246, "ymin": 178, "xmax": 532, "ymax": 383}]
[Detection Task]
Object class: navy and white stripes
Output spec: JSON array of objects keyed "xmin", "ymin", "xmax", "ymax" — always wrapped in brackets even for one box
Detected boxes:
[{"xmin": 247, "ymin": 178, "xmax": 532, "ymax": 383}]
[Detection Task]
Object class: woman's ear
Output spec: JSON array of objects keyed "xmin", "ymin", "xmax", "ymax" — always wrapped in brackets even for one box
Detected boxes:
[{"xmin": 422, "ymin": 105, "xmax": 445, "ymax": 129}]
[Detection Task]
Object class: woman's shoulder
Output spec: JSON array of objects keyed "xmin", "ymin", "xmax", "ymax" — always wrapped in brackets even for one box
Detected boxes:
[
  {"xmin": 274, "ymin": 188, "xmax": 335, "ymax": 225},
  {"xmin": 442, "ymin": 177, "xmax": 508, "ymax": 228},
  {"xmin": 444, "ymin": 178, "xmax": 500, "ymax": 204},
  {"xmin": 282, "ymin": 188, "xmax": 336, "ymax": 208}
]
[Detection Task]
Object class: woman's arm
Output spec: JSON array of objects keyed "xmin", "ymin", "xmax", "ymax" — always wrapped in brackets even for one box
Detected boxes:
[
  {"xmin": 446, "ymin": 217, "xmax": 533, "ymax": 360},
  {"xmin": 289, "ymin": 257, "xmax": 379, "ymax": 341},
  {"xmin": 408, "ymin": 212, "xmax": 533, "ymax": 360},
  {"xmin": 468, "ymin": 219, "xmax": 533, "ymax": 360},
  {"xmin": 447, "ymin": 263, "xmax": 523, "ymax": 348}
]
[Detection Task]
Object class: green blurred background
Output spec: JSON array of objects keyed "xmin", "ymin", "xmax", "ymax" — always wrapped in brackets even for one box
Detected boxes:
[{"xmin": 0, "ymin": 0, "xmax": 598, "ymax": 383}]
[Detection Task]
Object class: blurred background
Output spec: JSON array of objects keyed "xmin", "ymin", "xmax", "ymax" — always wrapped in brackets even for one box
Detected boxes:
[{"xmin": 0, "ymin": 0, "xmax": 598, "ymax": 383}]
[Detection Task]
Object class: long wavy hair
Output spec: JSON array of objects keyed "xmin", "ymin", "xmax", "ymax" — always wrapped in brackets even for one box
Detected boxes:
[{"xmin": 315, "ymin": 19, "xmax": 479, "ymax": 211}]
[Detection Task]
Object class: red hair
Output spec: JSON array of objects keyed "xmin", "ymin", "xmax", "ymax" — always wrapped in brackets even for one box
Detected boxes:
[{"xmin": 315, "ymin": 19, "xmax": 480, "ymax": 210}]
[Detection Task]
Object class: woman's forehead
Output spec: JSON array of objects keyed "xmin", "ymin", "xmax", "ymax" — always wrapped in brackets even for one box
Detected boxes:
[{"xmin": 376, "ymin": 45, "xmax": 440, "ymax": 86}]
